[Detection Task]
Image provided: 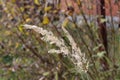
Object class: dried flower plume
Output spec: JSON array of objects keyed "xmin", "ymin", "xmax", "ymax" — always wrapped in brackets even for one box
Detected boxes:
[{"xmin": 23, "ymin": 24, "xmax": 89, "ymax": 72}]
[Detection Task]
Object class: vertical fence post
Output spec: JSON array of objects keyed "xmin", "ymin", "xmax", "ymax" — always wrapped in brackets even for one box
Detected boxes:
[
  {"xmin": 97, "ymin": 0, "xmax": 108, "ymax": 55},
  {"xmin": 96, "ymin": 0, "xmax": 109, "ymax": 71}
]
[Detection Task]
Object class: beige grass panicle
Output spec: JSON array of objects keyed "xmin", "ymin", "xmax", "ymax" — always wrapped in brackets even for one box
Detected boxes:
[{"xmin": 24, "ymin": 24, "xmax": 89, "ymax": 72}]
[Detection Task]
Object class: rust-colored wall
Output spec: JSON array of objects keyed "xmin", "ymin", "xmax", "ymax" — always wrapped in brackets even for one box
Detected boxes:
[{"xmin": 60, "ymin": 0, "xmax": 120, "ymax": 16}]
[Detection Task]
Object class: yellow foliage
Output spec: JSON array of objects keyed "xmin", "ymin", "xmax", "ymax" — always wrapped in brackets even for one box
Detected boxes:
[
  {"xmin": 62, "ymin": 18, "xmax": 76, "ymax": 28},
  {"xmin": 25, "ymin": 32, "xmax": 29, "ymax": 35},
  {"xmin": 72, "ymin": 23, "xmax": 76, "ymax": 28},
  {"xmin": 44, "ymin": 6, "xmax": 52, "ymax": 12},
  {"xmin": 12, "ymin": 0, "xmax": 16, "ymax": 3},
  {"xmin": 5, "ymin": 30, "xmax": 12, "ymax": 36},
  {"xmin": 53, "ymin": 10, "xmax": 58, "ymax": 14},
  {"xmin": 15, "ymin": 42, "xmax": 19, "ymax": 48},
  {"xmin": 62, "ymin": 19, "xmax": 69, "ymax": 27},
  {"xmin": 57, "ymin": 4, "xmax": 60, "ymax": 9},
  {"xmin": 20, "ymin": 7, "xmax": 24, "ymax": 12},
  {"xmin": 77, "ymin": 0, "xmax": 81, "ymax": 6},
  {"xmin": 25, "ymin": 18, "xmax": 31, "ymax": 23},
  {"xmin": 34, "ymin": 0, "xmax": 40, "ymax": 5},
  {"xmin": 42, "ymin": 16, "xmax": 50, "ymax": 25},
  {"xmin": 18, "ymin": 25, "xmax": 24, "ymax": 33}
]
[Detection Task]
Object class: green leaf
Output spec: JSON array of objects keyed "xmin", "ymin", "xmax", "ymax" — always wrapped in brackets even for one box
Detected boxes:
[
  {"xmin": 55, "ymin": 72, "xmax": 58, "ymax": 80},
  {"xmin": 2, "ymin": 55, "xmax": 13, "ymax": 64},
  {"xmin": 43, "ymin": 72, "xmax": 50, "ymax": 76},
  {"xmin": 0, "ymin": 77, "xmax": 7, "ymax": 80},
  {"xmin": 93, "ymin": 44, "xmax": 102, "ymax": 51},
  {"xmin": 100, "ymin": 18, "xmax": 107, "ymax": 23},
  {"xmin": 97, "ymin": 51, "xmax": 106, "ymax": 58}
]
